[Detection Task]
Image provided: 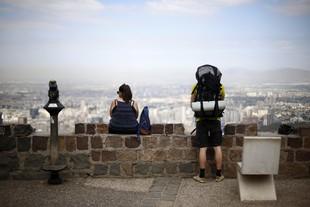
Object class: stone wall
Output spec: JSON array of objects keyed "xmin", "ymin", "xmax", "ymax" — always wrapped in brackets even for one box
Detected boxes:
[{"xmin": 0, "ymin": 123, "xmax": 309, "ymax": 180}]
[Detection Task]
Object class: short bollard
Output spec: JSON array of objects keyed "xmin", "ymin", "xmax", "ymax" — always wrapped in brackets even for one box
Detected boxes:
[{"xmin": 42, "ymin": 80, "xmax": 66, "ymax": 185}]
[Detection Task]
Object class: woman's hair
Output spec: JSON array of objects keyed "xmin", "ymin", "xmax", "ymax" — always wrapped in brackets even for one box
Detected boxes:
[{"xmin": 119, "ymin": 84, "xmax": 132, "ymax": 103}]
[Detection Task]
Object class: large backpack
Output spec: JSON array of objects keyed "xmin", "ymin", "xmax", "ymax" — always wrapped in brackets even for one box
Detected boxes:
[
  {"xmin": 193, "ymin": 64, "xmax": 224, "ymax": 118},
  {"xmin": 139, "ymin": 106, "xmax": 151, "ymax": 135}
]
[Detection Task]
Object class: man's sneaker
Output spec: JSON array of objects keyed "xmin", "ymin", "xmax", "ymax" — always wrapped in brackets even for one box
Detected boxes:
[
  {"xmin": 215, "ymin": 175, "xmax": 225, "ymax": 182},
  {"xmin": 193, "ymin": 175, "xmax": 206, "ymax": 183}
]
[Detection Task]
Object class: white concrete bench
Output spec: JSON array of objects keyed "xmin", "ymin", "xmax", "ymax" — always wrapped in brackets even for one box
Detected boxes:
[{"xmin": 237, "ymin": 136, "xmax": 281, "ymax": 201}]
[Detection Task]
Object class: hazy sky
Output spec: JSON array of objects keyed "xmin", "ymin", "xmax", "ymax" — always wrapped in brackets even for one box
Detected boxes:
[{"xmin": 0, "ymin": 0, "xmax": 310, "ymax": 85}]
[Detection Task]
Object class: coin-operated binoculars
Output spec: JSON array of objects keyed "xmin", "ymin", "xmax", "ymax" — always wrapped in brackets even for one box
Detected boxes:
[{"xmin": 42, "ymin": 80, "xmax": 66, "ymax": 184}]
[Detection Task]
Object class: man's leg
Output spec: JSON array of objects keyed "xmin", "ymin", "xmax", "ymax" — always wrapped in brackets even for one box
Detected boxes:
[
  {"xmin": 193, "ymin": 147, "xmax": 207, "ymax": 183},
  {"xmin": 214, "ymin": 146, "xmax": 224, "ymax": 181},
  {"xmin": 199, "ymin": 147, "xmax": 207, "ymax": 177},
  {"xmin": 214, "ymin": 146, "xmax": 222, "ymax": 170}
]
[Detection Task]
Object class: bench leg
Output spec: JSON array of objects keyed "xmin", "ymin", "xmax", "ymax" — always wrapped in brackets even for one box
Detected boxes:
[{"xmin": 237, "ymin": 169, "xmax": 277, "ymax": 201}]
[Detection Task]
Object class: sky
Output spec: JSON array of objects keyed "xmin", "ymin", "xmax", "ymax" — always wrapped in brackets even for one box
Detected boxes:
[{"xmin": 0, "ymin": 0, "xmax": 310, "ymax": 86}]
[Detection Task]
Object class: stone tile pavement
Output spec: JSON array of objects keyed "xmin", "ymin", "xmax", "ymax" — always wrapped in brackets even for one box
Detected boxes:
[{"xmin": 0, "ymin": 177, "xmax": 309, "ymax": 207}]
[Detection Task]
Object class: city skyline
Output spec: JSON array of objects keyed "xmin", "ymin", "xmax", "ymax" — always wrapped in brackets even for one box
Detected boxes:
[{"xmin": 0, "ymin": 0, "xmax": 310, "ymax": 85}]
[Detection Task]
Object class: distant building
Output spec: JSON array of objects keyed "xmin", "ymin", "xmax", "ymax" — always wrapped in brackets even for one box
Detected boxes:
[
  {"xmin": 89, "ymin": 116, "xmax": 103, "ymax": 123},
  {"xmin": 18, "ymin": 117, "xmax": 27, "ymax": 124},
  {"xmin": 0, "ymin": 112, "xmax": 3, "ymax": 125},
  {"xmin": 30, "ymin": 108, "xmax": 39, "ymax": 119}
]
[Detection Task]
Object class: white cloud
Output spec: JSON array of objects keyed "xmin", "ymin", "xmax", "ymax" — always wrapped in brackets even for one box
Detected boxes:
[
  {"xmin": 272, "ymin": 0, "xmax": 310, "ymax": 16},
  {"xmin": 274, "ymin": 40, "xmax": 295, "ymax": 51},
  {"xmin": 146, "ymin": 0, "xmax": 254, "ymax": 15},
  {"xmin": 0, "ymin": 0, "xmax": 105, "ymax": 30},
  {"xmin": 0, "ymin": 0, "xmax": 105, "ymax": 21}
]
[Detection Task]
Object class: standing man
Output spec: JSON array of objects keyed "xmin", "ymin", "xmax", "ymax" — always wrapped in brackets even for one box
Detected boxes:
[{"xmin": 190, "ymin": 64, "xmax": 225, "ymax": 183}]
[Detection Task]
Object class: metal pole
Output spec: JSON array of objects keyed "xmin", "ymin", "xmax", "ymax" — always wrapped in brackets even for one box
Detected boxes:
[{"xmin": 50, "ymin": 115, "xmax": 58, "ymax": 165}]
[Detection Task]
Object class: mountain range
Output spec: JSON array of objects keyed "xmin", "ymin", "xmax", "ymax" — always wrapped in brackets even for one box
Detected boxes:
[{"xmin": 221, "ymin": 68, "xmax": 310, "ymax": 85}]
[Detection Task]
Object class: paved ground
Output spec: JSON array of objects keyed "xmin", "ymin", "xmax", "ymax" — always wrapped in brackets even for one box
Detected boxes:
[{"xmin": 0, "ymin": 177, "xmax": 309, "ymax": 207}]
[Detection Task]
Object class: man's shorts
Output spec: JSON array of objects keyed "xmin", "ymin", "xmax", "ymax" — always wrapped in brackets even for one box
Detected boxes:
[{"xmin": 196, "ymin": 119, "xmax": 222, "ymax": 148}]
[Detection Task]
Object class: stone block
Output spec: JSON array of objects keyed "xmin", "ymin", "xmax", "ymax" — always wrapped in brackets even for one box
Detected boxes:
[
  {"xmin": 14, "ymin": 124, "xmax": 34, "ymax": 137},
  {"xmin": 24, "ymin": 154, "xmax": 46, "ymax": 169},
  {"xmin": 183, "ymin": 149, "xmax": 198, "ymax": 160},
  {"xmin": 152, "ymin": 163, "xmax": 164, "ymax": 174},
  {"xmin": 96, "ymin": 123, "xmax": 108, "ymax": 134},
  {"xmin": 138, "ymin": 150, "xmax": 154, "ymax": 161},
  {"xmin": 224, "ymin": 124, "xmax": 236, "ymax": 135},
  {"xmin": 158, "ymin": 135, "xmax": 171, "ymax": 148},
  {"xmin": 125, "ymin": 136, "xmax": 140, "ymax": 148},
  {"xmin": 245, "ymin": 123, "xmax": 257, "ymax": 136},
  {"xmin": 299, "ymin": 127, "xmax": 310, "ymax": 137},
  {"xmin": 55, "ymin": 154, "xmax": 67, "ymax": 166},
  {"xmin": 105, "ymin": 136, "xmax": 123, "ymax": 148},
  {"xmin": 70, "ymin": 154, "xmax": 90, "ymax": 169},
  {"xmin": 116, "ymin": 150, "xmax": 137, "ymax": 161},
  {"xmin": 58, "ymin": 136, "xmax": 65, "ymax": 152},
  {"xmin": 0, "ymin": 135, "xmax": 16, "ymax": 151},
  {"xmin": 134, "ymin": 162, "xmax": 150, "ymax": 175},
  {"xmin": 165, "ymin": 163, "xmax": 177, "ymax": 174},
  {"xmin": 222, "ymin": 136, "xmax": 233, "ymax": 148},
  {"xmin": 143, "ymin": 136, "xmax": 158, "ymax": 149},
  {"xmin": 0, "ymin": 166, "xmax": 9, "ymax": 180},
  {"xmin": 75, "ymin": 123, "xmax": 85, "ymax": 134},
  {"xmin": 287, "ymin": 137, "xmax": 302, "ymax": 148},
  {"xmin": 296, "ymin": 150, "xmax": 310, "ymax": 161},
  {"xmin": 102, "ymin": 150, "xmax": 116, "ymax": 162},
  {"xmin": 280, "ymin": 149, "xmax": 294, "ymax": 162},
  {"xmin": 32, "ymin": 136, "xmax": 48, "ymax": 152},
  {"xmin": 76, "ymin": 136, "xmax": 88, "ymax": 150},
  {"xmin": 0, "ymin": 152, "xmax": 18, "ymax": 171},
  {"xmin": 65, "ymin": 136, "xmax": 76, "ymax": 152},
  {"xmin": 86, "ymin": 124, "xmax": 96, "ymax": 135},
  {"xmin": 278, "ymin": 163, "xmax": 308, "ymax": 178},
  {"xmin": 0, "ymin": 154, "xmax": 9, "ymax": 166},
  {"xmin": 172, "ymin": 136, "xmax": 187, "ymax": 147},
  {"xmin": 229, "ymin": 149, "xmax": 242, "ymax": 162},
  {"xmin": 224, "ymin": 163, "xmax": 237, "ymax": 178},
  {"xmin": 167, "ymin": 149, "xmax": 183, "ymax": 160},
  {"xmin": 222, "ymin": 148, "xmax": 229, "ymax": 162},
  {"xmin": 236, "ymin": 136, "xmax": 244, "ymax": 147},
  {"xmin": 94, "ymin": 164, "xmax": 108, "ymax": 175},
  {"xmin": 153, "ymin": 150, "xmax": 167, "ymax": 161},
  {"xmin": 120, "ymin": 163, "xmax": 133, "ymax": 176},
  {"xmin": 281, "ymin": 137, "xmax": 287, "ymax": 149},
  {"xmin": 179, "ymin": 162, "xmax": 194, "ymax": 174},
  {"xmin": 165, "ymin": 124, "xmax": 173, "ymax": 135},
  {"xmin": 91, "ymin": 151, "xmax": 101, "ymax": 162},
  {"xmin": 236, "ymin": 124, "xmax": 246, "ymax": 134},
  {"xmin": 0, "ymin": 125, "xmax": 11, "ymax": 136},
  {"xmin": 17, "ymin": 137, "xmax": 31, "ymax": 152},
  {"xmin": 174, "ymin": 124, "xmax": 185, "ymax": 135},
  {"xmin": 11, "ymin": 170, "xmax": 49, "ymax": 180},
  {"xmin": 91, "ymin": 136, "xmax": 103, "ymax": 149},
  {"xmin": 304, "ymin": 137, "xmax": 310, "ymax": 148},
  {"xmin": 151, "ymin": 124, "xmax": 164, "ymax": 134},
  {"xmin": 110, "ymin": 163, "xmax": 120, "ymax": 176}
]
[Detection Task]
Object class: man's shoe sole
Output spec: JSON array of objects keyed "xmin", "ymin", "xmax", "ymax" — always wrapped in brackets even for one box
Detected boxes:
[
  {"xmin": 193, "ymin": 176, "xmax": 206, "ymax": 183},
  {"xmin": 216, "ymin": 176, "xmax": 224, "ymax": 182}
]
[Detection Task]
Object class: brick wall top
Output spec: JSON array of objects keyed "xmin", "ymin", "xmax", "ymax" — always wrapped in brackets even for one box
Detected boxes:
[
  {"xmin": 74, "ymin": 123, "xmax": 185, "ymax": 135},
  {"xmin": 1, "ymin": 123, "xmax": 309, "ymax": 137},
  {"xmin": 224, "ymin": 123, "xmax": 258, "ymax": 136}
]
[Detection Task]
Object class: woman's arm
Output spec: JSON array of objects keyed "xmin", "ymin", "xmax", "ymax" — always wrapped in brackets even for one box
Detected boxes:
[
  {"xmin": 109, "ymin": 99, "xmax": 117, "ymax": 117},
  {"xmin": 133, "ymin": 101, "xmax": 139, "ymax": 118}
]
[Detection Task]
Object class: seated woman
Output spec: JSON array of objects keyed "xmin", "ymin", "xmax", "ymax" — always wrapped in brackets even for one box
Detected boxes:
[{"xmin": 109, "ymin": 84, "xmax": 139, "ymax": 134}]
